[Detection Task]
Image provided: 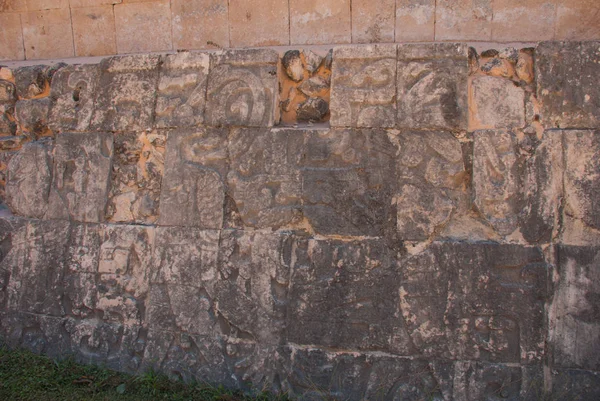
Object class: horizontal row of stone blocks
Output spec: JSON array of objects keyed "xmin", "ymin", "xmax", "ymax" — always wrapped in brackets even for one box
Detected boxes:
[
  {"xmin": 0, "ymin": 216, "xmax": 598, "ymax": 399},
  {"xmin": 1, "ymin": 0, "xmax": 599, "ymax": 61},
  {"xmin": 4, "ymin": 127, "xmax": 600, "ymax": 246}
]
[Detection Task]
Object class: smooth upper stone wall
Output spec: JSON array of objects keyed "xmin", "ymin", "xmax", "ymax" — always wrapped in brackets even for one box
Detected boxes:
[
  {"xmin": 0, "ymin": 41, "xmax": 599, "ymax": 400},
  {"xmin": 1, "ymin": 0, "xmax": 600, "ymax": 61}
]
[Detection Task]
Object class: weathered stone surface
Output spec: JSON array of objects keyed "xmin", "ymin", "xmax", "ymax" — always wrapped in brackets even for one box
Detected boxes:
[
  {"xmin": 159, "ymin": 128, "xmax": 227, "ymax": 229},
  {"xmin": 113, "ymin": 1, "xmax": 172, "ymax": 54},
  {"xmin": 330, "ymin": 45, "xmax": 397, "ymax": 128},
  {"xmin": 48, "ymin": 64, "xmax": 100, "ymax": 132},
  {"xmin": 300, "ymin": 128, "xmax": 396, "ymax": 236},
  {"xmin": 71, "ymin": 5, "xmax": 117, "ymax": 57},
  {"xmin": 400, "ymin": 242, "xmax": 548, "ymax": 363},
  {"xmin": 90, "ymin": 55, "xmax": 160, "ymax": 132},
  {"xmin": 492, "ymin": 0, "xmax": 556, "ymax": 42},
  {"xmin": 171, "ymin": 0, "xmax": 230, "ymax": 51},
  {"xmin": 21, "ymin": 8, "xmax": 74, "ymax": 60},
  {"xmin": 551, "ymin": 369, "xmax": 600, "ymax": 401},
  {"xmin": 0, "ymin": 79, "xmax": 17, "ymax": 104},
  {"xmin": 5, "ymin": 139, "xmax": 53, "ymax": 218},
  {"xmin": 205, "ymin": 49, "xmax": 278, "ymax": 127},
  {"xmin": 289, "ymin": 0, "xmax": 351, "ymax": 45},
  {"xmin": 4, "ymin": 219, "xmax": 70, "ymax": 316},
  {"xmin": 0, "ymin": 13, "xmax": 25, "ymax": 61},
  {"xmin": 283, "ymin": 347, "xmax": 452, "ymax": 400},
  {"xmin": 46, "ymin": 132, "xmax": 113, "ymax": 223},
  {"xmin": 552, "ymin": 246, "xmax": 600, "ymax": 371},
  {"xmin": 15, "ymin": 97, "xmax": 51, "ymax": 137},
  {"xmin": 0, "ymin": 312, "xmax": 72, "ymax": 358},
  {"xmin": 351, "ymin": 0, "xmax": 395, "ymax": 43},
  {"xmin": 469, "ymin": 76, "xmax": 525, "ymax": 130},
  {"xmin": 393, "ymin": 130, "xmax": 466, "ymax": 240},
  {"xmin": 155, "ymin": 52, "xmax": 210, "ymax": 129},
  {"xmin": 556, "ymin": 0, "xmax": 600, "ymax": 41},
  {"xmin": 395, "ymin": 0, "xmax": 436, "ymax": 42},
  {"xmin": 227, "ymin": 128, "xmax": 302, "ymax": 230},
  {"xmin": 536, "ymin": 41, "xmax": 600, "ymax": 129},
  {"xmin": 0, "ymin": 151, "xmax": 15, "ymax": 203},
  {"xmin": 288, "ymin": 238, "xmax": 412, "ymax": 354},
  {"xmin": 562, "ymin": 130, "xmax": 600, "ymax": 244},
  {"xmin": 13, "ymin": 65, "xmax": 50, "ymax": 99},
  {"xmin": 435, "ymin": 0, "xmax": 492, "ymax": 41},
  {"xmin": 473, "ymin": 130, "xmax": 562, "ymax": 241},
  {"xmin": 397, "ymin": 43, "xmax": 469, "ymax": 130},
  {"xmin": 107, "ymin": 131, "xmax": 165, "ymax": 224},
  {"xmin": 228, "ymin": 0, "xmax": 289, "ymax": 47}
]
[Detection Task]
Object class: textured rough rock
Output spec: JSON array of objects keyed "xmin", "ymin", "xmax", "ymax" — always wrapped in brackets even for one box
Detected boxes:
[
  {"xmin": 227, "ymin": 128, "xmax": 302, "ymax": 230},
  {"xmin": 393, "ymin": 130, "xmax": 466, "ymax": 240},
  {"xmin": 48, "ymin": 64, "xmax": 100, "ymax": 132},
  {"xmin": 330, "ymin": 45, "xmax": 397, "ymax": 127},
  {"xmin": 205, "ymin": 49, "xmax": 278, "ymax": 127},
  {"xmin": 0, "ymin": 79, "xmax": 17, "ymax": 136},
  {"xmin": 397, "ymin": 43, "xmax": 469, "ymax": 130},
  {"xmin": 13, "ymin": 65, "xmax": 50, "ymax": 99},
  {"xmin": 5, "ymin": 139, "xmax": 53, "ymax": 219},
  {"xmin": 46, "ymin": 132, "xmax": 114, "ymax": 223},
  {"xmin": 552, "ymin": 246, "xmax": 600, "ymax": 371},
  {"xmin": 15, "ymin": 97, "xmax": 52, "ymax": 137},
  {"xmin": 469, "ymin": 76, "xmax": 525, "ymax": 130},
  {"xmin": 90, "ymin": 55, "xmax": 160, "ymax": 132},
  {"xmin": 536, "ymin": 41, "xmax": 600, "ymax": 128},
  {"xmin": 155, "ymin": 52, "xmax": 210, "ymax": 129},
  {"xmin": 281, "ymin": 50, "xmax": 304, "ymax": 82},
  {"xmin": 107, "ymin": 131, "xmax": 165, "ymax": 224},
  {"xmin": 159, "ymin": 128, "xmax": 227, "ymax": 229}
]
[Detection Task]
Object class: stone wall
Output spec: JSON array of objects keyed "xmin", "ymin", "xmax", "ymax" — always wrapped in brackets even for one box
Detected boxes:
[
  {"xmin": 1, "ymin": 0, "xmax": 600, "ymax": 61},
  {"xmin": 0, "ymin": 41, "xmax": 599, "ymax": 400}
]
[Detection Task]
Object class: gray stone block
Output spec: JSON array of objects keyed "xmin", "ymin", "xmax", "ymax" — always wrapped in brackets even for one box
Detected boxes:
[
  {"xmin": 205, "ymin": 49, "xmax": 278, "ymax": 127},
  {"xmin": 330, "ymin": 44, "xmax": 397, "ymax": 127},
  {"xmin": 397, "ymin": 43, "xmax": 469, "ymax": 130},
  {"xmin": 15, "ymin": 97, "xmax": 51, "ymax": 137},
  {"xmin": 469, "ymin": 76, "xmax": 525, "ymax": 130},
  {"xmin": 537, "ymin": 41, "xmax": 600, "ymax": 129},
  {"xmin": 90, "ymin": 55, "xmax": 160, "ymax": 132},
  {"xmin": 46, "ymin": 132, "xmax": 113, "ymax": 223},
  {"xmin": 155, "ymin": 52, "xmax": 210, "ymax": 128}
]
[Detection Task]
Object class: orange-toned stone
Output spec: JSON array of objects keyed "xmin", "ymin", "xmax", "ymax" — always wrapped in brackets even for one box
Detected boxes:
[
  {"xmin": 556, "ymin": 0, "xmax": 600, "ymax": 40},
  {"xmin": 0, "ymin": 0, "xmax": 27, "ymax": 12},
  {"xmin": 26, "ymin": 0, "xmax": 68, "ymax": 10},
  {"xmin": 435, "ymin": 0, "xmax": 492, "ymax": 41},
  {"xmin": 395, "ymin": 0, "xmax": 435, "ymax": 42},
  {"xmin": 228, "ymin": 0, "xmax": 288, "ymax": 47},
  {"xmin": 351, "ymin": 0, "xmax": 394, "ymax": 43},
  {"xmin": 21, "ymin": 8, "xmax": 74, "ymax": 59},
  {"xmin": 492, "ymin": 0, "xmax": 555, "ymax": 41},
  {"xmin": 0, "ymin": 14, "xmax": 24, "ymax": 60},
  {"xmin": 70, "ymin": 0, "xmax": 122, "ymax": 8},
  {"xmin": 71, "ymin": 5, "xmax": 116, "ymax": 56},
  {"xmin": 114, "ymin": 0, "xmax": 172, "ymax": 53},
  {"xmin": 290, "ymin": 0, "xmax": 351, "ymax": 45},
  {"xmin": 172, "ymin": 0, "xmax": 229, "ymax": 50}
]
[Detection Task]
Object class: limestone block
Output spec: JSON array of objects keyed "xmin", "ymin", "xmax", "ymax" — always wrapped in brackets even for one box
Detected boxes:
[
  {"xmin": 563, "ymin": 130, "xmax": 600, "ymax": 244},
  {"xmin": 4, "ymin": 219, "xmax": 70, "ymax": 315},
  {"xmin": 289, "ymin": 0, "xmax": 351, "ymax": 45},
  {"xmin": 0, "ymin": 80, "xmax": 17, "ymax": 104},
  {"xmin": 0, "ymin": 217, "xmax": 26, "ymax": 311},
  {"xmin": 393, "ymin": 130, "xmax": 466, "ymax": 240},
  {"xmin": 48, "ymin": 64, "xmax": 100, "ymax": 133},
  {"xmin": 556, "ymin": 0, "xmax": 600, "ymax": 40},
  {"xmin": 46, "ymin": 132, "xmax": 113, "ymax": 222},
  {"xmin": 0, "ymin": 312, "xmax": 72, "ymax": 358},
  {"xmin": 13, "ymin": 65, "xmax": 50, "ymax": 99},
  {"xmin": 107, "ymin": 131, "xmax": 165, "ymax": 224},
  {"xmin": 70, "ymin": 0, "xmax": 121, "ymax": 7},
  {"xmin": 400, "ymin": 242, "xmax": 548, "ymax": 363},
  {"xmin": 21, "ymin": 8, "xmax": 74, "ymax": 60},
  {"xmin": 395, "ymin": 0, "xmax": 435, "ymax": 42},
  {"xmin": 552, "ymin": 246, "xmax": 600, "ymax": 371},
  {"xmin": 0, "ymin": 0, "xmax": 26, "ymax": 12},
  {"xmin": 330, "ymin": 45, "xmax": 397, "ymax": 128},
  {"xmin": 435, "ymin": 0, "xmax": 492, "ymax": 40},
  {"xmin": 158, "ymin": 128, "xmax": 227, "ymax": 229},
  {"xmin": 171, "ymin": 0, "xmax": 229, "ymax": 50},
  {"xmin": 15, "ymin": 97, "xmax": 52, "ymax": 136},
  {"xmin": 205, "ymin": 49, "xmax": 278, "ymax": 127},
  {"xmin": 536, "ymin": 41, "xmax": 600, "ymax": 129},
  {"xmin": 0, "ymin": 80, "xmax": 18, "ymax": 136},
  {"xmin": 5, "ymin": 140, "xmax": 53, "ymax": 218},
  {"xmin": 287, "ymin": 238, "xmax": 412, "ymax": 354},
  {"xmin": 90, "ymin": 54, "xmax": 160, "ymax": 132},
  {"xmin": 492, "ymin": 0, "xmax": 556, "ymax": 42},
  {"xmin": 469, "ymin": 76, "xmax": 525, "ymax": 130},
  {"xmin": 473, "ymin": 130, "xmax": 562, "ymax": 241},
  {"xmin": 397, "ymin": 43, "xmax": 469, "ymax": 130},
  {"xmin": 26, "ymin": 0, "xmax": 68, "ymax": 10},
  {"xmin": 351, "ymin": 0, "xmax": 395, "ymax": 43},
  {"xmin": 228, "ymin": 0, "xmax": 289, "ymax": 47},
  {"xmin": 550, "ymin": 369, "xmax": 600, "ymax": 401},
  {"xmin": 71, "ymin": 6, "xmax": 117, "ymax": 57},
  {"xmin": 214, "ymin": 230, "xmax": 291, "ymax": 385},
  {"xmin": 0, "ymin": 13, "xmax": 25, "ymax": 61},
  {"xmin": 155, "ymin": 52, "xmax": 210, "ymax": 128},
  {"xmin": 113, "ymin": 1, "xmax": 172, "ymax": 54},
  {"xmin": 283, "ymin": 347, "xmax": 453, "ymax": 400},
  {"xmin": 227, "ymin": 128, "xmax": 302, "ymax": 230},
  {"xmin": 97, "ymin": 225, "xmax": 155, "ymax": 327}
]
